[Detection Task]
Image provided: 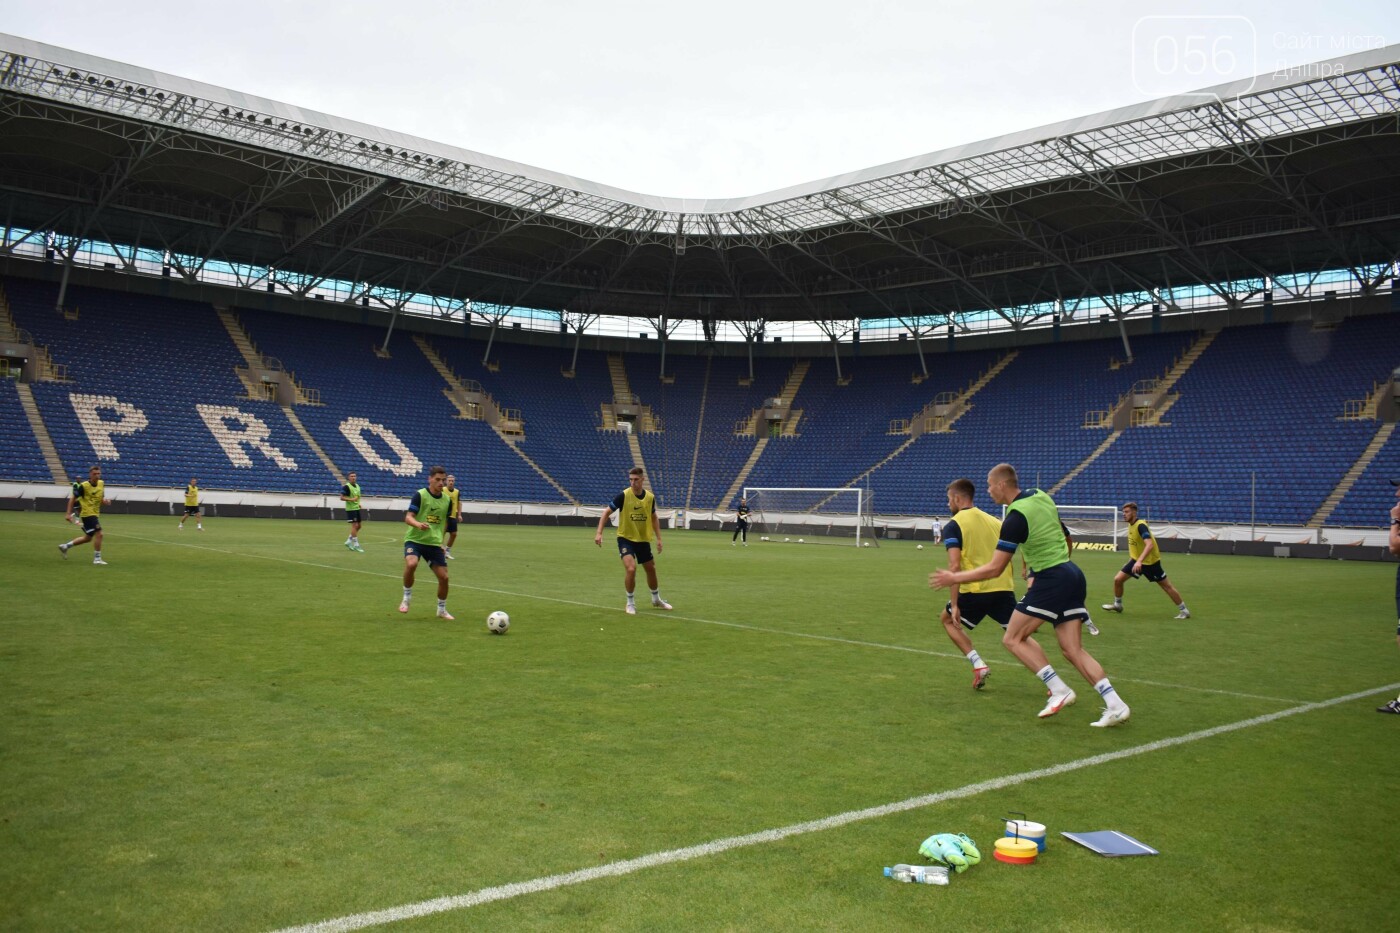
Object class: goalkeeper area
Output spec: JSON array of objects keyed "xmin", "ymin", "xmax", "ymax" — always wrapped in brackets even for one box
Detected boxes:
[
  {"xmin": 1048, "ymin": 504, "xmax": 1123, "ymax": 548},
  {"xmin": 741, "ymin": 486, "xmax": 878, "ymax": 547}
]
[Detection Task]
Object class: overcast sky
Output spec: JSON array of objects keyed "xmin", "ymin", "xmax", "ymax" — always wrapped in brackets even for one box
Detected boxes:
[{"xmin": 4, "ymin": 1, "xmax": 1393, "ymax": 199}]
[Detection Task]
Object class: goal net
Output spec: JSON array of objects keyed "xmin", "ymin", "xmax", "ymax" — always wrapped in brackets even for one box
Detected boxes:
[
  {"xmin": 1002, "ymin": 503, "xmax": 1121, "ymax": 550},
  {"xmin": 741, "ymin": 487, "xmax": 878, "ymax": 547}
]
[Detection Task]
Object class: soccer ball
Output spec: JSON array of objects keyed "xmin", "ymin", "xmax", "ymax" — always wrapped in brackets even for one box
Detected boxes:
[
  {"xmin": 797, "ymin": 538, "xmax": 804, "ymax": 544},
  {"xmin": 863, "ymin": 541, "xmax": 871, "ymax": 547},
  {"xmin": 486, "ymin": 610, "xmax": 510, "ymax": 634},
  {"xmin": 784, "ymin": 537, "xmax": 790, "ymax": 542},
  {"xmin": 916, "ymin": 544, "xmax": 924, "ymax": 550}
]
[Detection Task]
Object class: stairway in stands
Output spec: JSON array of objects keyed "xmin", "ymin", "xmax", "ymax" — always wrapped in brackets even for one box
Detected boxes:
[
  {"xmin": 683, "ymin": 356, "xmax": 712, "ymax": 514},
  {"xmin": 1, "ymin": 283, "xmax": 69, "ymax": 482},
  {"xmin": 717, "ymin": 438, "xmax": 769, "ymax": 510},
  {"xmin": 1132, "ymin": 329, "xmax": 1218, "ymax": 427},
  {"xmin": 1050, "ymin": 430, "xmax": 1123, "ymax": 495},
  {"xmin": 1309, "ymin": 422, "xmax": 1395, "ymax": 527},
  {"xmin": 921, "ymin": 350, "xmax": 1018, "ymax": 433}
]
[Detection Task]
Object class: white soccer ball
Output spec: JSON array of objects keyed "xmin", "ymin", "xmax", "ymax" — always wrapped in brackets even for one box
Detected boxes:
[
  {"xmin": 486, "ymin": 610, "xmax": 510, "ymax": 634},
  {"xmin": 760, "ymin": 536, "xmax": 769, "ymax": 541},
  {"xmin": 863, "ymin": 541, "xmax": 870, "ymax": 547},
  {"xmin": 916, "ymin": 544, "xmax": 924, "ymax": 550},
  {"xmin": 797, "ymin": 538, "xmax": 804, "ymax": 544},
  {"xmin": 784, "ymin": 537, "xmax": 790, "ymax": 542}
]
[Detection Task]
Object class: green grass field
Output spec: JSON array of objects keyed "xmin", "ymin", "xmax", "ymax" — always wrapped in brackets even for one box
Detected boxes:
[{"xmin": 2, "ymin": 511, "xmax": 1398, "ymax": 932}]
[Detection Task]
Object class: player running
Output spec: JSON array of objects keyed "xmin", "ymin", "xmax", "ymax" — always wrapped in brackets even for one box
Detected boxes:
[
  {"xmin": 1101, "ymin": 502, "xmax": 1191, "ymax": 619},
  {"xmin": 932, "ymin": 463, "xmax": 1130, "ymax": 727},
  {"xmin": 60, "ymin": 465, "xmax": 113, "ymax": 565}
]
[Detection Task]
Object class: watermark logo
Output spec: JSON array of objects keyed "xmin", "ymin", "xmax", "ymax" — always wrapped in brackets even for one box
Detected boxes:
[
  {"xmin": 1268, "ymin": 31, "xmax": 1386, "ymax": 80},
  {"xmin": 1132, "ymin": 15, "xmax": 1259, "ymax": 102}
]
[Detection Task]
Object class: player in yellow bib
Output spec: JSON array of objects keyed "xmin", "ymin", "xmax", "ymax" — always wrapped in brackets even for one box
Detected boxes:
[
  {"xmin": 594, "ymin": 466, "xmax": 672, "ymax": 614},
  {"xmin": 933, "ymin": 463, "xmax": 1130, "ymax": 727},
  {"xmin": 178, "ymin": 477, "xmax": 203, "ymax": 531},
  {"xmin": 444, "ymin": 473, "xmax": 461, "ymax": 560},
  {"xmin": 60, "ymin": 464, "xmax": 112, "ymax": 565},
  {"xmin": 928, "ymin": 478, "xmax": 1017, "ymax": 690},
  {"xmin": 1101, "ymin": 502, "xmax": 1191, "ymax": 619}
]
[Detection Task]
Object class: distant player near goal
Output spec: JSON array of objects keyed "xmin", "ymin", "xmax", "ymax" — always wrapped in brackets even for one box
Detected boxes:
[
  {"xmin": 1101, "ymin": 502, "xmax": 1191, "ymax": 619},
  {"xmin": 732, "ymin": 498, "xmax": 751, "ymax": 547},
  {"xmin": 178, "ymin": 477, "xmax": 203, "ymax": 530}
]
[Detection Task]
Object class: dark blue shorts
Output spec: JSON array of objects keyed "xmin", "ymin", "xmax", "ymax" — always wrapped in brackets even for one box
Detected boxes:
[
  {"xmin": 1121, "ymin": 558, "xmax": 1166, "ymax": 582},
  {"xmin": 183, "ymin": 506, "xmax": 201, "ymax": 516},
  {"xmin": 1016, "ymin": 562, "xmax": 1089, "ymax": 626},
  {"xmin": 404, "ymin": 541, "xmax": 447, "ymax": 567},
  {"xmin": 946, "ymin": 591, "xmax": 1016, "ymax": 630},
  {"xmin": 617, "ymin": 538, "xmax": 655, "ymax": 565},
  {"xmin": 345, "ymin": 510, "xmax": 362, "ymax": 524},
  {"xmin": 81, "ymin": 515, "xmax": 102, "ymax": 535},
  {"xmin": 446, "ymin": 517, "xmax": 459, "ymax": 533}
]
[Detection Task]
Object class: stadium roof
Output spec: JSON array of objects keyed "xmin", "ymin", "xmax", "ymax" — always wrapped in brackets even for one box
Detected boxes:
[{"xmin": 1, "ymin": 33, "xmax": 1398, "ymax": 328}]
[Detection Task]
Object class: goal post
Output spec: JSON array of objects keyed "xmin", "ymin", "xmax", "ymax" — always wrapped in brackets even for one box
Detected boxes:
[
  {"xmin": 1002, "ymin": 503, "xmax": 1122, "ymax": 550},
  {"xmin": 741, "ymin": 487, "xmax": 878, "ymax": 547}
]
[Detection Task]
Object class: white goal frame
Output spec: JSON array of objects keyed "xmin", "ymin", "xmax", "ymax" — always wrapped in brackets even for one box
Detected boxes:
[
  {"xmin": 741, "ymin": 486, "xmax": 876, "ymax": 547},
  {"xmin": 1002, "ymin": 503, "xmax": 1121, "ymax": 550}
]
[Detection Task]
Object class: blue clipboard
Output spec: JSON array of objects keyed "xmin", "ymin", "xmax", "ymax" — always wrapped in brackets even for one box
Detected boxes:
[{"xmin": 1060, "ymin": 830, "xmax": 1158, "ymax": 857}]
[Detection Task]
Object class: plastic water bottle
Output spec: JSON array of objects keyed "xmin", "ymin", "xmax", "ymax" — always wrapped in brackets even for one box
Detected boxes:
[{"xmin": 883, "ymin": 864, "xmax": 949, "ymax": 885}]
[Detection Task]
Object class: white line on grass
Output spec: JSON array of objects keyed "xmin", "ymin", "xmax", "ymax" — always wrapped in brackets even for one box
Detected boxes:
[
  {"xmin": 16, "ymin": 516, "xmax": 1302, "ymax": 703},
  {"xmin": 269, "ymin": 680, "xmax": 1400, "ymax": 933}
]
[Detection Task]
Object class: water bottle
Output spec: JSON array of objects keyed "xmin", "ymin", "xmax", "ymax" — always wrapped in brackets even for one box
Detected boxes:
[{"xmin": 883, "ymin": 864, "xmax": 949, "ymax": 885}]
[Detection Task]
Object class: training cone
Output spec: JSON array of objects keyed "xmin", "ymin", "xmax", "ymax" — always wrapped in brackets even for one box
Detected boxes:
[{"xmin": 993, "ymin": 837, "xmax": 1039, "ymax": 864}]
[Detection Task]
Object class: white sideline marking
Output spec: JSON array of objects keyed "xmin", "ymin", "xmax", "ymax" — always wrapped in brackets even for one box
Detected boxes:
[
  {"xmin": 17, "ymin": 517, "xmax": 1302, "ymax": 705},
  {"xmin": 269, "ymin": 681, "xmax": 1400, "ymax": 933}
]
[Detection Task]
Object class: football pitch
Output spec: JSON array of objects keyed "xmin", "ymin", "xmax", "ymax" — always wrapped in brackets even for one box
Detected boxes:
[{"xmin": 2, "ymin": 511, "xmax": 1397, "ymax": 932}]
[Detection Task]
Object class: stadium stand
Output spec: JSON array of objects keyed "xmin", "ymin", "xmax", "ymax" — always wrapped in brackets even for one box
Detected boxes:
[
  {"xmin": 1, "ymin": 275, "xmax": 1394, "ymax": 529},
  {"xmin": 1062, "ymin": 317, "xmax": 1391, "ymax": 525},
  {"xmin": 1328, "ymin": 424, "xmax": 1400, "ymax": 528},
  {"xmin": 232, "ymin": 307, "xmax": 568, "ymax": 502},
  {"xmin": 744, "ymin": 349, "xmax": 1005, "ymax": 500},
  {"xmin": 5, "ymin": 278, "xmax": 334, "ymax": 493},
  {"xmin": 863, "ymin": 333, "xmax": 1196, "ymax": 516},
  {"xmin": 0, "ymin": 378, "xmax": 52, "ymax": 483},
  {"xmin": 622, "ymin": 352, "xmax": 780, "ymax": 511},
  {"xmin": 429, "ymin": 335, "xmax": 631, "ymax": 506}
]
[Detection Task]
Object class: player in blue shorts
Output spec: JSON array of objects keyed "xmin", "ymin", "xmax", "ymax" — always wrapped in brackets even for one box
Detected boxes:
[
  {"xmin": 1380, "ymin": 478, "xmax": 1400, "ymax": 715},
  {"xmin": 933, "ymin": 463, "xmax": 1130, "ymax": 727},
  {"xmin": 594, "ymin": 467, "xmax": 672, "ymax": 614},
  {"xmin": 928, "ymin": 478, "xmax": 1017, "ymax": 690},
  {"xmin": 399, "ymin": 466, "xmax": 453, "ymax": 620}
]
